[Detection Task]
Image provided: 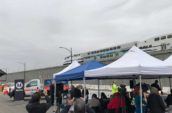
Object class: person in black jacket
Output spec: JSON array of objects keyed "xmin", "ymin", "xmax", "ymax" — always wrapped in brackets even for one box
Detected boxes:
[
  {"xmin": 81, "ymin": 88, "xmax": 89, "ymax": 103},
  {"xmin": 26, "ymin": 92, "xmax": 51, "ymax": 113},
  {"xmin": 151, "ymin": 80, "xmax": 161, "ymax": 91},
  {"xmin": 147, "ymin": 87, "xmax": 166, "ymax": 113},
  {"xmin": 165, "ymin": 89, "xmax": 172, "ymax": 107},
  {"xmin": 50, "ymin": 83, "xmax": 55, "ymax": 105},
  {"xmin": 100, "ymin": 92, "xmax": 108, "ymax": 113}
]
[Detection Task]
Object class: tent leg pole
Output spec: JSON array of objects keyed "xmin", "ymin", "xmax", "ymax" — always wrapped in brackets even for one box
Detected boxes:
[
  {"xmin": 139, "ymin": 75, "xmax": 143, "ymax": 113},
  {"xmin": 83, "ymin": 77, "xmax": 86, "ymax": 113},
  {"xmin": 83, "ymin": 77, "xmax": 86, "ymax": 112},
  {"xmin": 68, "ymin": 81, "xmax": 72, "ymax": 93},
  {"xmin": 53, "ymin": 80, "xmax": 57, "ymax": 112},
  {"xmin": 83, "ymin": 77, "xmax": 86, "ymax": 101},
  {"xmin": 98, "ymin": 79, "xmax": 100, "ymax": 98}
]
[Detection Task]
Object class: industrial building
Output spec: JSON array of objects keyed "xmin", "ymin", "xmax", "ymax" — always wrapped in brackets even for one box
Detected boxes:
[{"xmin": 0, "ymin": 66, "xmax": 65, "ymax": 82}]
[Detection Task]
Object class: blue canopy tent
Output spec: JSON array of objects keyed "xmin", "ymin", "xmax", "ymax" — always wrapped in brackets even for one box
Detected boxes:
[{"xmin": 55, "ymin": 60, "xmax": 105, "ymax": 82}]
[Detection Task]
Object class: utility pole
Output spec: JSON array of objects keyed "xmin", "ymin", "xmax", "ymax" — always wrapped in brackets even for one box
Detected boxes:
[
  {"xmin": 5, "ymin": 68, "xmax": 7, "ymax": 82},
  {"xmin": 59, "ymin": 47, "xmax": 73, "ymax": 64},
  {"xmin": 24, "ymin": 63, "xmax": 26, "ymax": 82},
  {"xmin": 18, "ymin": 62, "xmax": 26, "ymax": 82}
]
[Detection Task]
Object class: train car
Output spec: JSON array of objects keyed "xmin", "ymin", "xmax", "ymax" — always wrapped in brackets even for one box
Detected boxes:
[
  {"xmin": 83, "ymin": 41, "xmax": 138, "ymax": 63},
  {"xmin": 63, "ymin": 53, "xmax": 84, "ymax": 65},
  {"xmin": 62, "ymin": 33, "xmax": 172, "ymax": 65},
  {"xmin": 138, "ymin": 33, "xmax": 172, "ymax": 52},
  {"xmin": 63, "ymin": 42, "xmax": 137, "ymax": 64}
]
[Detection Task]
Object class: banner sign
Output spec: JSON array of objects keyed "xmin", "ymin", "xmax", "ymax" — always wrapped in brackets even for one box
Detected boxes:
[{"xmin": 14, "ymin": 79, "xmax": 25, "ymax": 101}]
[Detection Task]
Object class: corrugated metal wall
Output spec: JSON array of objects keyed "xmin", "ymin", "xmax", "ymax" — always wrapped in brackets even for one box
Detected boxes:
[{"xmin": 0, "ymin": 66, "xmax": 65, "ymax": 82}]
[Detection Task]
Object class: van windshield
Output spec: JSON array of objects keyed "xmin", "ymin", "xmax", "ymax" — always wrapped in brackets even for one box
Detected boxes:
[{"xmin": 44, "ymin": 79, "xmax": 52, "ymax": 86}]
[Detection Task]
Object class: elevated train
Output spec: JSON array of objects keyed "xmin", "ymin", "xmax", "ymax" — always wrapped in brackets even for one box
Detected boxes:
[{"xmin": 63, "ymin": 33, "xmax": 172, "ymax": 65}]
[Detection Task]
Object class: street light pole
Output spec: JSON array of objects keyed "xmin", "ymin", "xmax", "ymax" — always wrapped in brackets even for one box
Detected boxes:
[
  {"xmin": 24, "ymin": 63, "xmax": 26, "ymax": 82},
  {"xmin": 18, "ymin": 62, "xmax": 26, "ymax": 82},
  {"xmin": 59, "ymin": 47, "xmax": 73, "ymax": 64},
  {"xmin": 70, "ymin": 48, "xmax": 73, "ymax": 64},
  {"xmin": 5, "ymin": 68, "xmax": 7, "ymax": 82}
]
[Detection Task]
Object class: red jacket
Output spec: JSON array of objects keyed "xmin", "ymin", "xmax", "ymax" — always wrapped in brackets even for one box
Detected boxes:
[{"xmin": 107, "ymin": 93, "xmax": 126, "ymax": 109}]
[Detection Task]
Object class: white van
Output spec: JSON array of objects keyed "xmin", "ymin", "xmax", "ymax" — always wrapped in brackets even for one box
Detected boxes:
[{"xmin": 24, "ymin": 79, "xmax": 43, "ymax": 96}]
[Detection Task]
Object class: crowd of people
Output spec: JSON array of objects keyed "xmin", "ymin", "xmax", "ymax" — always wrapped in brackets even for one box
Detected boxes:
[{"xmin": 26, "ymin": 80, "xmax": 172, "ymax": 113}]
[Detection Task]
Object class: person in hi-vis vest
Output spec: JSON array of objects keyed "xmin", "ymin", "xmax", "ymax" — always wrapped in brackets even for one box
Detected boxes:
[{"xmin": 111, "ymin": 81, "xmax": 118, "ymax": 94}]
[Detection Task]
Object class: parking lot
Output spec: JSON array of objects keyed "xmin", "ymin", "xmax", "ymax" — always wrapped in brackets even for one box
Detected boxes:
[{"xmin": 0, "ymin": 93, "xmax": 54, "ymax": 113}]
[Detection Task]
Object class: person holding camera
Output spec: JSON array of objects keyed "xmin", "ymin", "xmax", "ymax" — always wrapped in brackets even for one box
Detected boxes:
[{"xmin": 26, "ymin": 91, "xmax": 51, "ymax": 113}]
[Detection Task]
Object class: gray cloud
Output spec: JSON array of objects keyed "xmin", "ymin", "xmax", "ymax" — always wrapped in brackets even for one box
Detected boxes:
[{"xmin": 0, "ymin": 0, "xmax": 172, "ymax": 72}]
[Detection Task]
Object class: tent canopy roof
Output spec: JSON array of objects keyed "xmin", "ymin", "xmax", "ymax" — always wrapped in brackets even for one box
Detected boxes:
[
  {"xmin": 164, "ymin": 55, "xmax": 172, "ymax": 66},
  {"xmin": 85, "ymin": 46, "xmax": 172, "ymax": 79},
  {"xmin": 105, "ymin": 46, "xmax": 166, "ymax": 68},
  {"xmin": 55, "ymin": 60, "xmax": 105, "ymax": 81},
  {"xmin": 53, "ymin": 61, "xmax": 80, "ymax": 78}
]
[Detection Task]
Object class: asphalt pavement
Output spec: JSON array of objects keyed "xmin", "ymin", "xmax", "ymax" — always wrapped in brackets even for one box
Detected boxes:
[{"xmin": 0, "ymin": 93, "xmax": 54, "ymax": 113}]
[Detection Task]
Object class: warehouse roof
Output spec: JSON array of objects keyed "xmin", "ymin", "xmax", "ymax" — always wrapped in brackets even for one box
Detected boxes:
[{"xmin": 0, "ymin": 69, "xmax": 6, "ymax": 77}]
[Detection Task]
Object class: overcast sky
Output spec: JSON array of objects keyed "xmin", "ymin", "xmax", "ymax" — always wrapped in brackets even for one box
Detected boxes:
[{"xmin": 0, "ymin": 0, "xmax": 172, "ymax": 73}]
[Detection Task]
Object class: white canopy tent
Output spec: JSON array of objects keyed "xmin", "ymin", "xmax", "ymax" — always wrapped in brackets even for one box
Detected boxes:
[
  {"xmin": 85, "ymin": 46, "xmax": 172, "ymax": 113},
  {"xmin": 52, "ymin": 61, "xmax": 80, "ymax": 112},
  {"xmin": 53, "ymin": 60, "xmax": 80, "ymax": 79},
  {"xmin": 85, "ymin": 46, "xmax": 172, "ymax": 79},
  {"xmin": 164, "ymin": 55, "xmax": 172, "ymax": 66},
  {"xmin": 164, "ymin": 55, "xmax": 172, "ymax": 89}
]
